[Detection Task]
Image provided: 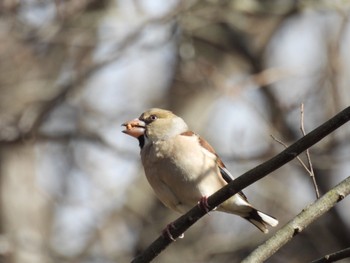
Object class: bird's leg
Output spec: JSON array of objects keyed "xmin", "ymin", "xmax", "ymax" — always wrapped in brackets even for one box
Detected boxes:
[
  {"xmin": 162, "ymin": 223, "xmax": 176, "ymax": 241},
  {"xmin": 162, "ymin": 223, "xmax": 184, "ymax": 241},
  {"xmin": 198, "ymin": 196, "xmax": 211, "ymax": 213}
]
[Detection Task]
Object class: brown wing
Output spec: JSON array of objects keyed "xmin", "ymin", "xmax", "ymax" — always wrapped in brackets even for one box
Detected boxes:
[
  {"xmin": 181, "ymin": 131, "xmax": 224, "ymax": 166},
  {"xmin": 180, "ymin": 131, "xmax": 248, "ymax": 201}
]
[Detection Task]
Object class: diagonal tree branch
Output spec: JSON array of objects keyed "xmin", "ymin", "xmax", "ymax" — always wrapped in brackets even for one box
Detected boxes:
[
  {"xmin": 242, "ymin": 175, "xmax": 350, "ymax": 263},
  {"xmin": 131, "ymin": 106, "xmax": 350, "ymax": 263},
  {"xmin": 310, "ymin": 246, "xmax": 350, "ymax": 263}
]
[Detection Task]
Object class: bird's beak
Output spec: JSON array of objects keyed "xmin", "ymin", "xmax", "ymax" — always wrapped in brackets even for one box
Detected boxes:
[{"xmin": 122, "ymin": 118, "xmax": 146, "ymax": 138}]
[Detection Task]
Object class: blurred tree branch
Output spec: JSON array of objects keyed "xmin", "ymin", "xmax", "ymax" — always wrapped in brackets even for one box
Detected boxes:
[
  {"xmin": 242, "ymin": 176, "xmax": 350, "ymax": 263},
  {"xmin": 0, "ymin": 0, "xmax": 185, "ymax": 143},
  {"xmin": 132, "ymin": 106, "xmax": 350, "ymax": 263},
  {"xmin": 26, "ymin": 1, "xmax": 183, "ymax": 141}
]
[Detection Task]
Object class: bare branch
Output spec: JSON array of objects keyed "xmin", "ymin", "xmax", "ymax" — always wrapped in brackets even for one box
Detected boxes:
[
  {"xmin": 300, "ymin": 103, "xmax": 320, "ymax": 198},
  {"xmin": 270, "ymin": 134, "xmax": 312, "ymax": 174},
  {"xmin": 310, "ymin": 246, "xmax": 350, "ymax": 263},
  {"xmin": 131, "ymin": 106, "xmax": 350, "ymax": 263},
  {"xmin": 271, "ymin": 104, "xmax": 320, "ymax": 199},
  {"xmin": 242, "ymin": 176, "xmax": 350, "ymax": 263}
]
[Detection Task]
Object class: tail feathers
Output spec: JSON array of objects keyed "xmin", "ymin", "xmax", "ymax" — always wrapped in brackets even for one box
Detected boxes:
[{"xmin": 245, "ymin": 209, "xmax": 279, "ymax": 233}]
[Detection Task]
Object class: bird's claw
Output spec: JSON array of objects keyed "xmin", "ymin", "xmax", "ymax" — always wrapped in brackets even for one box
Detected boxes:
[
  {"xmin": 198, "ymin": 196, "xmax": 211, "ymax": 213},
  {"xmin": 162, "ymin": 223, "xmax": 184, "ymax": 241}
]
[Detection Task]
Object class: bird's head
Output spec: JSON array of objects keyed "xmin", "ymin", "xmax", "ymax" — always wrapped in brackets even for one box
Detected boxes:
[{"xmin": 122, "ymin": 108, "xmax": 188, "ymax": 143}]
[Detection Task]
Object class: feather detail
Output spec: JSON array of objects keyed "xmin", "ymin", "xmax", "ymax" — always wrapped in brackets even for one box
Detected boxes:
[
  {"xmin": 180, "ymin": 131, "xmax": 226, "ymax": 168},
  {"xmin": 244, "ymin": 209, "xmax": 279, "ymax": 233},
  {"xmin": 219, "ymin": 166, "xmax": 249, "ymax": 202},
  {"xmin": 181, "ymin": 131, "xmax": 250, "ymax": 206}
]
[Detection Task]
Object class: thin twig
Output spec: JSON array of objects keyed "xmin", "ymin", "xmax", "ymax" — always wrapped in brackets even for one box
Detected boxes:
[
  {"xmin": 270, "ymin": 134, "xmax": 312, "ymax": 174},
  {"xmin": 270, "ymin": 104, "xmax": 320, "ymax": 199},
  {"xmin": 310, "ymin": 246, "xmax": 350, "ymax": 263},
  {"xmin": 300, "ymin": 103, "xmax": 320, "ymax": 198}
]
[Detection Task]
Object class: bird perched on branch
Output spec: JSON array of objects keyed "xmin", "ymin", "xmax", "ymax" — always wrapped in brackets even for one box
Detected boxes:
[{"xmin": 122, "ymin": 108, "xmax": 278, "ymax": 237}]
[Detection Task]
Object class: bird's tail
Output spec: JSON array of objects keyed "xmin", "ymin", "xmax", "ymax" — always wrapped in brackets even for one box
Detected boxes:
[{"xmin": 244, "ymin": 209, "xmax": 279, "ymax": 233}]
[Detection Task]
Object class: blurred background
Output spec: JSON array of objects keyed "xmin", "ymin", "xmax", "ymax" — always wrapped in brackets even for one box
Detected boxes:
[{"xmin": 0, "ymin": 0, "xmax": 350, "ymax": 262}]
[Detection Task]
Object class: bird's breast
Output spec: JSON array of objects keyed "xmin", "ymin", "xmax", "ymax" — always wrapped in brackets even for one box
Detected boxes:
[{"xmin": 140, "ymin": 137, "xmax": 224, "ymax": 209}]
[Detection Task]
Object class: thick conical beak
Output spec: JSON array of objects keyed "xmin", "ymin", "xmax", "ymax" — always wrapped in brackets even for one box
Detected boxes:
[{"xmin": 122, "ymin": 118, "xmax": 146, "ymax": 138}]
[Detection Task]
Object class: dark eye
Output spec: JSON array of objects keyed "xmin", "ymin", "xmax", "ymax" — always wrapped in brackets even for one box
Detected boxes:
[{"xmin": 149, "ymin": 114, "xmax": 157, "ymax": 121}]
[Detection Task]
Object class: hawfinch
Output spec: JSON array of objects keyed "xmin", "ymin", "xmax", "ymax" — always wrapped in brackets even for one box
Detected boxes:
[{"xmin": 122, "ymin": 108, "xmax": 278, "ymax": 234}]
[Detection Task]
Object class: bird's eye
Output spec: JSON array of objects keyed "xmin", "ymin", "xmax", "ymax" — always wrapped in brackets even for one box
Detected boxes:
[{"xmin": 149, "ymin": 115, "xmax": 157, "ymax": 121}]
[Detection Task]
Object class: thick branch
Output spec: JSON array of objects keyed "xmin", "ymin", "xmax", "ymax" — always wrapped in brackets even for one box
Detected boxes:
[
  {"xmin": 131, "ymin": 106, "xmax": 350, "ymax": 263},
  {"xmin": 242, "ymin": 176, "xmax": 350, "ymax": 263}
]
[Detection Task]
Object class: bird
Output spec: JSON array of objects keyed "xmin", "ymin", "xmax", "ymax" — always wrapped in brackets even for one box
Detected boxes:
[{"xmin": 122, "ymin": 108, "xmax": 278, "ymax": 237}]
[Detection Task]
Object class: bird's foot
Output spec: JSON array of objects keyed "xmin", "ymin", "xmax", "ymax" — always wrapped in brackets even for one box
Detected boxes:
[
  {"xmin": 162, "ymin": 223, "xmax": 184, "ymax": 241},
  {"xmin": 198, "ymin": 196, "xmax": 211, "ymax": 213}
]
